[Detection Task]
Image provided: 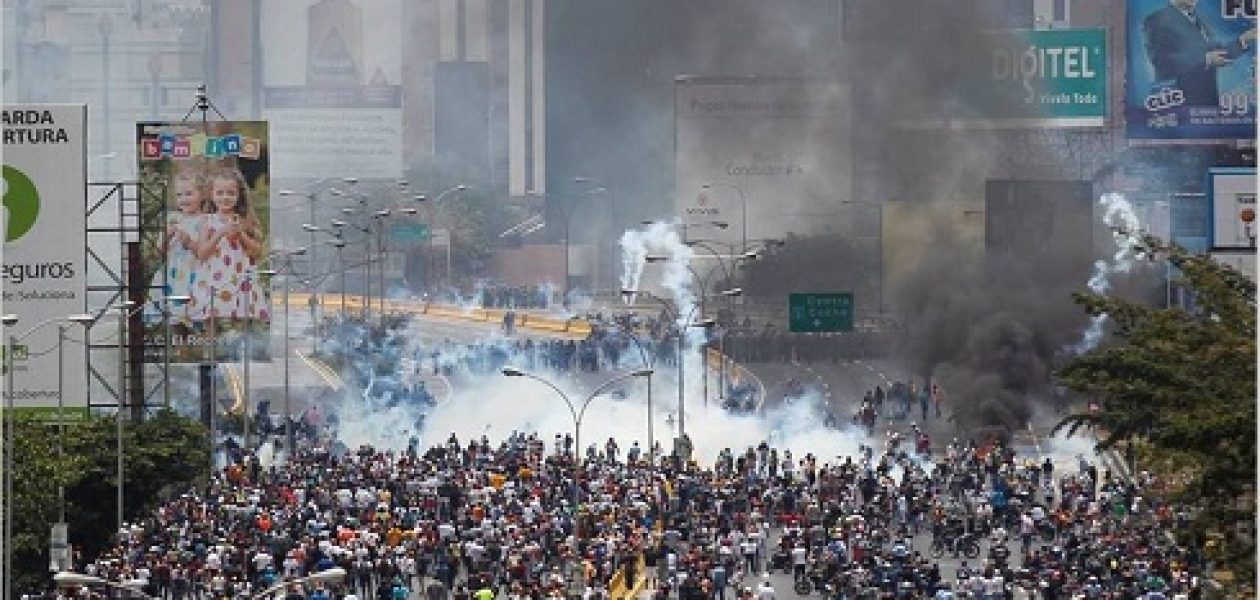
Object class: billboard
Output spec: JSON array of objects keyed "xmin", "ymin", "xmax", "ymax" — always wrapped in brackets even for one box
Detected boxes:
[
  {"xmin": 971, "ymin": 28, "xmax": 1107, "ymax": 126},
  {"xmin": 1208, "ymin": 167, "xmax": 1257, "ymax": 250},
  {"xmin": 675, "ymin": 77, "xmax": 851, "ymax": 248},
  {"xmin": 262, "ymin": 0, "xmax": 403, "ymax": 179},
  {"xmin": 898, "ymin": 28, "xmax": 1107, "ymax": 128},
  {"xmin": 1126, "ymin": 0, "xmax": 1257, "ymax": 140},
  {"xmin": 2, "ymin": 104, "xmax": 88, "ymax": 415},
  {"xmin": 137, "ymin": 121, "xmax": 272, "ymax": 363}
]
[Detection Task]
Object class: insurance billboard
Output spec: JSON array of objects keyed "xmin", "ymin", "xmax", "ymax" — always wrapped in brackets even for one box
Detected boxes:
[
  {"xmin": 136, "ymin": 121, "xmax": 272, "ymax": 363},
  {"xmin": 2, "ymin": 104, "xmax": 88, "ymax": 415},
  {"xmin": 262, "ymin": 0, "xmax": 403, "ymax": 179},
  {"xmin": 1126, "ymin": 0, "xmax": 1257, "ymax": 140},
  {"xmin": 674, "ymin": 77, "xmax": 851, "ymax": 248}
]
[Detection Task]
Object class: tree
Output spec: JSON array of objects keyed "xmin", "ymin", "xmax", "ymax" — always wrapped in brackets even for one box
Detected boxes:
[
  {"xmin": 7, "ymin": 409, "xmax": 208, "ymax": 595},
  {"xmin": 1054, "ymin": 235, "xmax": 1256, "ymax": 582}
]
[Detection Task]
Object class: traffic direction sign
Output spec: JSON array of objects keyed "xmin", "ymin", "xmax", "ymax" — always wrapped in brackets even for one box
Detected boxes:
[{"xmin": 789, "ymin": 292, "xmax": 853, "ymax": 333}]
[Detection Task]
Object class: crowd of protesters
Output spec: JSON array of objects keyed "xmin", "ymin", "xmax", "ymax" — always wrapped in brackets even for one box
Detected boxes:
[
  {"xmin": 63, "ymin": 418, "xmax": 1213, "ymax": 600},
  {"xmin": 479, "ymin": 285, "xmax": 554, "ymax": 310}
]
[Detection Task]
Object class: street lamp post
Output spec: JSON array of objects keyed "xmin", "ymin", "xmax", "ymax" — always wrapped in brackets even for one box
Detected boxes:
[
  {"xmin": 243, "ymin": 269, "xmax": 278, "ymax": 452},
  {"xmin": 605, "ymin": 323, "xmax": 657, "ymax": 468},
  {"xmin": 54, "ymin": 571, "xmax": 158, "ymax": 599},
  {"xmin": 115, "ymin": 295, "xmax": 184, "ymax": 535},
  {"xmin": 415, "ymin": 184, "xmax": 469, "ymax": 291},
  {"xmin": 500, "ymin": 366, "xmax": 651, "ymax": 591},
  {"xmin": 616, "ymin": 291, "xmax": 714, "ymax": 456},
  {"xmin": 644, "ymin": 254, "xmax": 734, "ymax": 407},
  {"xmin": 270, "ymin": 248, "xmax": 306, "ymax": 455},
  {"xmin": 3, "ymin": 312, "xmax": 95, "ymax": 578},
  {"xmin": 557, "ymin": 181, "xmax": 606, "ymax": 307},
  {"xmin": 328, "ymin": 239, "xmax": 348, "ymax": 317},
  {"xmin": 373, "ymin": 209, "xmax": 391, "ymax": 321},
  {"xmin": 250, "ymin": 567, "xmax": 348, "ymax": 600},
  {"xmin": 841, "ymin": 199, "xmax": 885, "ymax": 316},
  {"xmin": 700, "ymin": 182, "xmax": 749, "ymax": 254}
]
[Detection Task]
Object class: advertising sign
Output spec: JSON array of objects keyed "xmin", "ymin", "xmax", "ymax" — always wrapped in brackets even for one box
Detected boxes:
[
  {"xmin": 1126, "ymin": 0, "xmax": 1257, "ymax": 140},
  {"xmin": 971, "ymin": 28, "xmax": 1108, "ymax": 126},
  {"xmin": 675, "ymin": 77, "xmax": 851, "ymax": 247},
  {"xmin": 262, "ymin": 0, "xmax": 403, "ymax": 179},
  {"xmin": 1, "ymin": 104, "xmax": 88, "ymax": 416},
  {"xmin": 1208, "ymin": 167, "xmax": 1258, "ymax": 250},
  {"xmin": 136, "ymin": 121, "xmax": 272, "ymax": 363}
]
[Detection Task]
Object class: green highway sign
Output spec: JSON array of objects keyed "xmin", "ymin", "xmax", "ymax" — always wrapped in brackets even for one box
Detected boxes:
[
  {"xmin": 789, "ymin": 292, "xmax": 853, "ymax": 333},
  {"xmin": 390, "ymin": 222, "xmax": 431, "ymax": 243}
]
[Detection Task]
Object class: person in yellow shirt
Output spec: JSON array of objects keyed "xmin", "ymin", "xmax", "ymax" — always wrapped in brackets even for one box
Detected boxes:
[{"xmin": 386, "ymin": 525, "xmax": 403, "ymax": 548}]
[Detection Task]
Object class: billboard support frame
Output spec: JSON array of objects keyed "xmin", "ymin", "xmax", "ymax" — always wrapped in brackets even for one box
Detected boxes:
[{"xmin": 85, "ymin": 181, "xmax": 172, "ymax": 420}]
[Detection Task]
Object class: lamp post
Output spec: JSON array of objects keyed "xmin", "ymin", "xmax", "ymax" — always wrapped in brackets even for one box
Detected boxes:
[
  {"xmin": 643, "ymin": 255, "xmax": 734, "ymax": 407},
  {"xmin": 327, "ymin": 239, "xmax": 349, "ymax": 317},
  {"xmin": 615, "ymin": 292, "xmax": 714, "ymax": 455},
  {"xmin": 554, "ymin": 180, "xmax": 606, "ymax": 306},
  {"xmin": 270, "ymin": 248, "xmax": 306, "ymax": 455},
  {"xmin": 98, "ymin": 14, "xmax": 113, "ymax": 180},
  {"xmin": 416, "ymin": 184, "xmax": 469, "ymax": 290},
  {"xmin": 54, "ymin": 571, "xmax": 158, "ymax": 599},
  {"xmin": 841, "ymin": 199, "xmax": 885, "ymax": 316},
  {"xmin": 251, "ymin": 567, "xmax": 348, "ymax": 600},
  {"xmin": 3, "ymin": 312, "xmax": 95, "ymax": 577},
  {"xmin": 604, "ymin": 321, "xmax": 657, "ymax": 468},
  {"xmin": 114, "ymin": 294, "xmax": 185, "ymax": 534},
  {"xmin": 373, "ymin": 209, "xmax": 391, "ymax": 321},
  {"xmin": 499, "ymin": 366, "xmax": 651, "ymax": 590},
  {"xmin": 242, "ymin": 269, "xmax": 278, "ymax": 453},
  {"xmin": 700, "ymin": 182, "xmax": 749, "ymax": 254}
]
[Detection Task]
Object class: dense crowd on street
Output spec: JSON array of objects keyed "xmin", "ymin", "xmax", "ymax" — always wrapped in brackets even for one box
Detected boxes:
[{"xmin": 61, "ymin": 420, "xmax": 1214, "ymax": 600}]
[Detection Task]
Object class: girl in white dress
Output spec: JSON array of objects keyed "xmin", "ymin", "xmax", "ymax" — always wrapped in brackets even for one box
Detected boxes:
[
  {"xmin": 145, "ymin": 171, "xmax": 207, "ymax": 325},
  {"xmin": 190, "ymin": 165, "xmax": 269, "ymax": 326}
]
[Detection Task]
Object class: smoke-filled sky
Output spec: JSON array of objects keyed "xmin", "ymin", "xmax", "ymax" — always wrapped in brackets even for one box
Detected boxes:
[{"xmin": 4, "ymin": 0, "xmax": 1187, "ymax": 440}]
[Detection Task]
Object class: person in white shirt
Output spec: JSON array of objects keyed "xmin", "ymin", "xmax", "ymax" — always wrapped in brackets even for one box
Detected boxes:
[{"xmin": 757, "ymin": 578, "xmax": 776, "ymax": 600}]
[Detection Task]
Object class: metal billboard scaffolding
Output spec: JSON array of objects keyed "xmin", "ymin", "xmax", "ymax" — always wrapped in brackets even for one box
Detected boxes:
[{"xmin": 85, "ymin": 181, "xmax": 171, "ymax": 420}]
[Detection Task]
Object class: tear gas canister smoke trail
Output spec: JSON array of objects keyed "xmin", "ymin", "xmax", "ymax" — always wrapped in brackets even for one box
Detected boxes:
[{"xmin": 1072, "ymin": 192, "xmax": 1142, "ymax": 355}]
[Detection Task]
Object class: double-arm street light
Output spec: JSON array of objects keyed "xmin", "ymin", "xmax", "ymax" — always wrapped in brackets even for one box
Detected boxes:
[
  {"xmin": 499, "ymin": 366, "xmax": 651, "ymax": 594},
  {"xmin": 538, "ymin": 179, "xmax": 606, "ymax": 307},
  {"xmin": 615, "ymin": 291, "xmax": 714, "ymax": 455},
  {"xmin": 599, "ymin": 323, "xmax": 658, "ymax": 467},
  {"xmin": 54, "ymin": 567, "xmax": 348, "ymax": 600},
  {"xmin": 3, "ymin": 312, "xmax": 96, "ymax": 579},
  {"xmin": 54, "ymin": 571, "xmax": 156, "ymax": 599},
  {"xmin": 250, "ymin": 567, "xmax": 348, "ymax": 600},
  {"xmin": 413, "ymin": 184, "xmax": 469, "ymax": 291},
  {"xmin": 841, "ymin": 199, "xmax": 885, "ymax": 315},
  {"xmin": 700, "ymin": 182, "xmax": 749, "ymax": 254},
  {"xmin": 269, "ymin": 248, "xmax": 307, "ymax": 455},
  {"xmin": 643, "ymin": 253, "xmax": 745, "ymax": 407}
]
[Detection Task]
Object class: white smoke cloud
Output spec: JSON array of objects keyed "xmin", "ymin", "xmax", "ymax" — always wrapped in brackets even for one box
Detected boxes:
[
  {"xmin": 421, "ymin": 373, "xmax": 865, "ymax": 464},
  {"xmin": 1071, "ymin": 192, "xmax": 1143, "ymax": 355}
]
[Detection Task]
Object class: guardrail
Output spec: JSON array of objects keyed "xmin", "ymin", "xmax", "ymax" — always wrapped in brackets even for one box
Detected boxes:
[{"xmin": 276, "ymin": 293, "xmax": 593, "ymax": 338}]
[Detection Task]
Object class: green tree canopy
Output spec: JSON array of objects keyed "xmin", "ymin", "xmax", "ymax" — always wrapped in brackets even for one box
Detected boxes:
[
  {"xmin": 7, "ymin": 409, "xmax": 208, "ymax": 595},
  {"xmin": 1054, "ymin": 235, "xmax": 1256, "ymax": 580}
]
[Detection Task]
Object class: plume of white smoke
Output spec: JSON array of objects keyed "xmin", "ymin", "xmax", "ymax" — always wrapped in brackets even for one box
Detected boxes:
[
  {"xmin": 421, "ymin": 372, "xmax": 866, "ymax": 464},
  {"xmin": 1071, "ymin": 193, "xmax": 1142, "ymax": 355}
]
